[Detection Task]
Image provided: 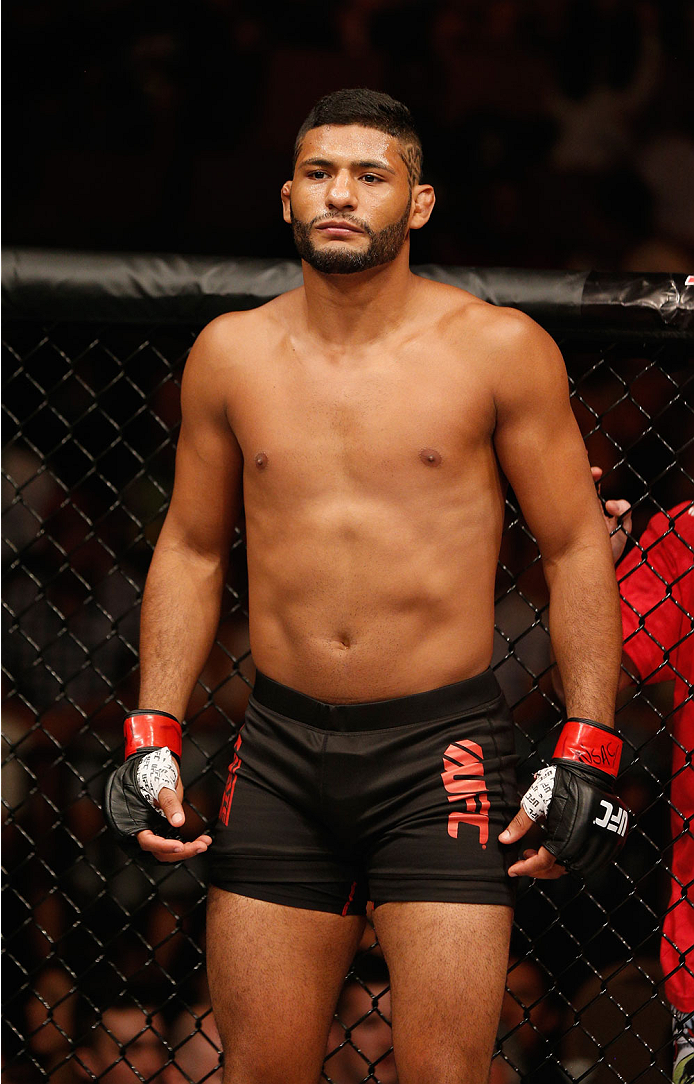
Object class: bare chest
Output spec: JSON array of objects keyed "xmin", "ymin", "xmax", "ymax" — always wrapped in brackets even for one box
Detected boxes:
[{"xmin": 228, "ymin": 349, "xmax": 495, "ymax": 487}]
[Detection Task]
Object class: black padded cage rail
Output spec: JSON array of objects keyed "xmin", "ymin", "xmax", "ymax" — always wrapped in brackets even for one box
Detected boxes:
[{"xmin": 2, "ymin": 250, "xmax": 693, "ymax": 1084}]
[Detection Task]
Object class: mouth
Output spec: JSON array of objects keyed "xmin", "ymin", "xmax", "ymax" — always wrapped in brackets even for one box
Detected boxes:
[{"xmin": 315, "ymin": 220, "xmax": 364, "ymax": 237}]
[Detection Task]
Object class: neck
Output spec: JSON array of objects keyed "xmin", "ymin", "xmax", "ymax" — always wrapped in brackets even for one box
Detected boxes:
[{"xmin": 300, "ymin": 246, "xmax": 416, "ymax": 347}]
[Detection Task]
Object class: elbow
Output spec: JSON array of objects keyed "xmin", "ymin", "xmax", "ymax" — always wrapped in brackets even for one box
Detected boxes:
[
  {"xmin": 541, "ymin": 526, "xmax": 616, "ymax": 583},
  {"xmin": 541, "ymin": 540, "xmax": 606, "ymax": 588},
  {"xmin": 152, "ymin": 533, "xmax": 230, "ymax": 582}
]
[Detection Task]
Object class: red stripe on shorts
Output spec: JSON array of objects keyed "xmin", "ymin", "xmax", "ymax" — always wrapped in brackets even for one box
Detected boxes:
[
  {"xmin": 341, "ymin": 880, "xmax": 358, "ymax": 917},
  {"xmin": 219, "ymin": 730, "xmax": 243, "ymax": 826}
]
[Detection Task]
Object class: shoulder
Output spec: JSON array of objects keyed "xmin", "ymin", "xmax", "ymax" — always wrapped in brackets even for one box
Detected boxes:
[
  {"xmin": 460, "ymin": 302, "xmax": 562, "ymax": 374},
  {"xmin": 190, "ymin": 293, "xmax": 293, "ymax": 358},
  {"xmin": 439, "ymin": 291, "xmax": 567, "ymax": 415},
  {"xmin": 419, "ymin": 278, "xmax": 561, "ymax": 364},
  {"xmin": 183, "ymin": 291, "xmax": 298, "ymax": 383}
]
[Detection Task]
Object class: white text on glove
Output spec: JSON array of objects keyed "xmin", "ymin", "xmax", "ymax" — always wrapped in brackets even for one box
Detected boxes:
[
  {"xmin": 520, "ymin": 765, "xmax": 556, "ymax": 822},
  {"xmin": 136, "ymin": 748, "xmax": 179, "ymax": 817}
]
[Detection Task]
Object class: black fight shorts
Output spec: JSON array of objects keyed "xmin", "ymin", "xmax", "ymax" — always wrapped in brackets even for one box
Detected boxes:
[{"xmin": 208, "ymin": 669, "xmax": 519, "ymax": 915}]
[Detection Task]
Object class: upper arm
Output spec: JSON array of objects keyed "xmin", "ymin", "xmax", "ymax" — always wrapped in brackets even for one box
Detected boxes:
[
  {"xmin": 490, "ymin": 312, "xmax": 606, "ymax": 564},
  {"xmin": 159, "ymin": 318, "xmax": 244, "ymax": 560}
]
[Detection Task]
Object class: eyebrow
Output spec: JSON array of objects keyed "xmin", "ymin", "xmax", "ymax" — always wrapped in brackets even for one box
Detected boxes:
[{"xmin": 298, "ymin": 156, "xmax": 397, "ymax": 175}]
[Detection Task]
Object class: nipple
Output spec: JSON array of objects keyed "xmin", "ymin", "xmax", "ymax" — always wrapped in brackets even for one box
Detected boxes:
[
  {"xmin": 419, "ymin": 448, "xmax": 442, "ymax": 467},
  {"xmin": 254, "ymin": 452, "xmax": 268, "ymax": 470}
]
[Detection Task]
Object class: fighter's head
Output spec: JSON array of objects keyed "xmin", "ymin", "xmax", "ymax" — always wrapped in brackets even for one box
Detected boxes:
[
  {"xmin": 293, "ymin": 88, "xmax": 423, "ymax": 190},
  {"xmin": 282, "ymin": 88, "xmax": 434, "ymax": 275}
]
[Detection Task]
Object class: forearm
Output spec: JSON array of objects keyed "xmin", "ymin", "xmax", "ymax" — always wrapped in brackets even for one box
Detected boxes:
[
  {"xmin": 138, "ymin": 539, "xmax": 228, "ymax": 720},
  {"xmin": 545, "ymin": 543, "xmax": 623, "ymax": 727}
]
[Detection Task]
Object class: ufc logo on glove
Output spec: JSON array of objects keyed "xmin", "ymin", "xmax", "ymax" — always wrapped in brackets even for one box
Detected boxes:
[{"xmin": 594, "ymin": 800, "xmax": 629, "ymax": 836}]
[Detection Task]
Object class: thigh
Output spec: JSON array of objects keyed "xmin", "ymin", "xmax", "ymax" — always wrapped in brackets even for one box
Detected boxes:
[
  {"xmin": 364, "ymin": 694, "xmax": 518, "ymax": 909},
  {"xmin": 373, "ymin": 900, "xmax": 513, "ymax": 1084},
  {"xmin": 210, "ymin": 704, "xmax": 368, "ymax": 916},
  {"xmin": 207, "ymin": 886, "xmax": 365, "ymax": 1084}
]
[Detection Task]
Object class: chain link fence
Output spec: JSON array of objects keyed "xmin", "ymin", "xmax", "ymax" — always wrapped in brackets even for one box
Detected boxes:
[{"xmin": 2, "ymin": 253, "xmax": 692, "ymax": 1083}]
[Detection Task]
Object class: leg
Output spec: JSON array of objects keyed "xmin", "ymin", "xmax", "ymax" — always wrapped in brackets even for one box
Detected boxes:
[
  {"xmin": 207, "ymin": 886, "xmax": 365, "ymax": 1084},
  {"xmin": 373, "ymin": 901, "xmax": 513, "ymax": 1084}
]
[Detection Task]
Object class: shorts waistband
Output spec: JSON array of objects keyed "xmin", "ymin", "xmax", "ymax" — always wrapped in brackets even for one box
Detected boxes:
[{"xmin": 251, "ymin": 669, "xmax": 502, "ymax": 731}]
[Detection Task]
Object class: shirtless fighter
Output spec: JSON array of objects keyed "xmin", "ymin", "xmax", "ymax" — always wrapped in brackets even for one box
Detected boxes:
[{"xmin": 105, "ymin": 89, "xmax": 628, "ymax": 1083}]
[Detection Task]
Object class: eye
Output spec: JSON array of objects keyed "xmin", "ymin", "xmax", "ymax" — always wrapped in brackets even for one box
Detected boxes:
[
  {"xmin": 362, "ymin": 173, "xmax": 383, "ymax": 183},
  {"xmin": 307, "ymin": 170, "xmax": 328, "ymax": 180}
]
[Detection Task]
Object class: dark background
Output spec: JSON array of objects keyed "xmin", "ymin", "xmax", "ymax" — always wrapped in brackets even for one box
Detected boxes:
[
  {"xmin": 4, "ymin": 0, "xmax": 694, "ymax": 271},
  {"xmin": 3, "ymin": 5, "xmax": 693, "ymax": 1081}
]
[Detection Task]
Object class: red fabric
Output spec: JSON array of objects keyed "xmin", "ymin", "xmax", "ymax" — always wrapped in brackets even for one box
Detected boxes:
[
  {"xmin": 124, "ymin": 711, "xmax": 182, "ymax": 760},
  {"xmin": 618, "ymin": 502, "xmax": 694, "ymax": 1011}
]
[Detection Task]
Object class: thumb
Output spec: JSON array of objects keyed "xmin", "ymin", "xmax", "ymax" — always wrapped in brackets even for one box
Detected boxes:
[
  {"xmin": 157, "ymin": 786, "xmax": 185, "ymax": 828},
  {"xmin": 499, "ymin": 807, "xmax": 533, "ymax": 844}
]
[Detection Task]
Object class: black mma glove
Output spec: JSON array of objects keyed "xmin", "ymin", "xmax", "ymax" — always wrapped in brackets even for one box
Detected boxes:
[
  {"xmin": 104, "ymin": 710, "xmax": 182, "ymax": 857},
  {"xmin": 520, "ymin": 718, "xmax": 629, "ymax": 877}
]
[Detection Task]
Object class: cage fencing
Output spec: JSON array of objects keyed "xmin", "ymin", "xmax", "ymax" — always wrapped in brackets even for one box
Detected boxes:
[{"xmin": 2, "ymin": 252, "xmax": 692, "ymax": 1083}]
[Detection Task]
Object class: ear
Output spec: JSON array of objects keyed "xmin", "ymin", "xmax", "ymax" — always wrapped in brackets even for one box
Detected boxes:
[
  {"xmin": 409, "ymin": 184, "xmax": 435, "ymax": 230},
  {"xmin": 281, "ymin": 180, "xmax": 292, "ymax": 224}
]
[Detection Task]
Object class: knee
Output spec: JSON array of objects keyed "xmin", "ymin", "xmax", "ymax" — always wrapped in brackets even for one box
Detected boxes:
[
  {"xmin": 222, "ymin": 1054, "xmax": 321, "ymax": 1084},
  {"xmin": 396, "ymin": 1050, "xmax": 492, "ymax": 1084}
]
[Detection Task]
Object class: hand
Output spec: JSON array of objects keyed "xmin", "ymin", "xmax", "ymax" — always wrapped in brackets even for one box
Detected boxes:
[
  {"xmin": 499, "ymin": 809, "xmax": 566, "ymax": 879},
  {"xmin": 591, "ymin": 466, "xmax": 632, "ymax": 563},
  {"xmin": 137, "ymin": 773, "xmax": 212, "ymax": 863},
  {"xmin": 104, "ymin": 744, "xmax": 212, "ymax": 864},
  {"xmin": 503, "ymin": 721, "xmax": 629, "ymax": 880}
]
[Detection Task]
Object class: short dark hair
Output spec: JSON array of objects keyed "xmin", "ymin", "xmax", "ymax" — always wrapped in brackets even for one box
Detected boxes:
[{"xmin": 293, "ymin": 88, "xmax": 423, "ymax": 187}]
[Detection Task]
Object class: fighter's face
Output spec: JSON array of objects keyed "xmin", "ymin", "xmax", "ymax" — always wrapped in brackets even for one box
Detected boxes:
[{"xmin": 283, "ymin": 124, "xmax": 417, "ymax": 274}]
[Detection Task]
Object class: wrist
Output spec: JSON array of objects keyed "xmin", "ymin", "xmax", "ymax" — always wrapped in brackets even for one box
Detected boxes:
[
  {"xmin": 124, "ymin": 710, "xmax": 182, "ymax": 760},
  {"xmin": 552, "ymin": 717, "xmax": 622, "ymax": 778}
]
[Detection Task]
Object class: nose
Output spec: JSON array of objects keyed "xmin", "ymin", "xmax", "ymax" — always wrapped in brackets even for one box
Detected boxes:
[{"xmin": 326, "ymin": 168, "xmax": 357, "ymax": 211}]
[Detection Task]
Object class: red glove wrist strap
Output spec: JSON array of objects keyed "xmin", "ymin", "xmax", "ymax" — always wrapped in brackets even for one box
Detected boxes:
[
  {"xmin": 552, "ymin": 718, "xmax": 622, "ymax": 777},
  {"xmin": 124, "ymin": 711, "xmax": 182, "ymax": 760}
]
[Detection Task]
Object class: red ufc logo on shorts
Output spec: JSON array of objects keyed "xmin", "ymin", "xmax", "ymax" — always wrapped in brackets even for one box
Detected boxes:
[{"xmin": 441, "ymin": 739, "xmax": 490, "ymax": 848}]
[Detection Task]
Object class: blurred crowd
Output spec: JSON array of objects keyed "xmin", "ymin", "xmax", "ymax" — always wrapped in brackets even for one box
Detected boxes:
[{"xmin": 5, "ymin": 0, "xmax": 694, "ymax": 272}]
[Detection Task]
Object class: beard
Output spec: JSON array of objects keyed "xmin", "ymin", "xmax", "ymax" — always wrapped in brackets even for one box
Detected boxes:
[{"xmin": 290, "ymin": 200, "xmax": 411, "ymax": 274}]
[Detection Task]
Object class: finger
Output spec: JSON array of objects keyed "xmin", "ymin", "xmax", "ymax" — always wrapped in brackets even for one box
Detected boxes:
[
  {"xmin": 531, "ymin": 863, "xmax": 566, "ymax": 880},
  {"xmin": 137, "ymin": 830, "xmax": 212, "ymax": 863},
  {"xmin": 151, "ymin": 840, "xmax": 211, "ymax": 863},
  {"xmin": 138, "ymin": 830, "xmax": 212, "ymax": 851},
  {"xmin": 157, "ymin": 786, "xmax": 185, "ymax": 828},
  {"xmin": 137, "ymin": 829, "xmax": 185, "ymax": 855},
  {"xmin": 147, "ymin": 846, "xmax": 205, "ymax": 864},
  {"xmin": 507, "ymin": 850, "xmax": 562, "ymax": 879},
  {"xmin": 591, "ymin": 466, "xmax": 603, "ymax": 483},
  {"xmin": 604, "ymin": 499, "xmax": 631, "ymax": 519},
  {"xmin": 602, "ymin": 501, "xmax": 632, "ymax": 563},
  {"xmin": 507, "ymin": 847, "xmax": 543, "ymax": 876},
  {"xmin": 499, "ymin": 807, "xmax": 534, "ymax": 844},
  {"xmin": 508, "ymin": 846, "xmax": 565, "ymax": 879}
]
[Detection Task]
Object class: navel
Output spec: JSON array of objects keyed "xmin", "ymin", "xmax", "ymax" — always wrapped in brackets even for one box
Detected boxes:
[
  {"xmin": 254, "ymin": 452, "xmax": 268, "ymax": 470},
  {"xmin": 419, "ymin": 448, "xmax": 442, "ymax": 467}
]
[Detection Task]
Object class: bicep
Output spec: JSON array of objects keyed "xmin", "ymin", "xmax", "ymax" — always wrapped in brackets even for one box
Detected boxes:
[
  {"xmin": 492, "ymin": 323, "xmax": 605, "ymax": 559},
  {"xmin": 159, "ymin": 330, "xmax": 244, "ymax": 558}
]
